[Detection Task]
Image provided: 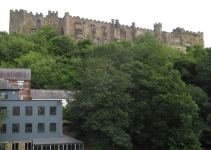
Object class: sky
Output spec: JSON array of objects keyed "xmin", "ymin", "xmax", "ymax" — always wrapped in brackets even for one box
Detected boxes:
[{"xmin": 1, "ymin": 0, "xmax": 211, "ymax": 47}]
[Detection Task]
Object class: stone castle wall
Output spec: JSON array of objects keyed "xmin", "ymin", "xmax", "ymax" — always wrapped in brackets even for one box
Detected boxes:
[{"xmin": 9, "ymin": 9, "xmax": 204, "ymax": 51}]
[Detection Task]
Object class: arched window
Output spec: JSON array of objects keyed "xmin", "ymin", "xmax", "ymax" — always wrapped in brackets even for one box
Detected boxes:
[
  {"xmin": 61, "ymin": 28, "xmax": 64, "ymax": 35},
  {"xmin": 36, "ymin": 19, "xmax": 41, "ymax": 27},
  {"xmin": 97, "ymin": 37, "xmax": 100, "ymax": 45}
]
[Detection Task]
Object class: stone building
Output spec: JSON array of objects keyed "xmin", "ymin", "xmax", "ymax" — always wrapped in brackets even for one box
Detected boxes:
[{"xmin": 9, "ymin": 9, "xmax": 204, "ymax": 53}]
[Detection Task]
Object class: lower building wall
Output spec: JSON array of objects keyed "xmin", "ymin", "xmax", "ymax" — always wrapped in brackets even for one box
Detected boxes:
[{"xmin": 2, "ymin": 141, "xmax": 32, "ymax": 150}]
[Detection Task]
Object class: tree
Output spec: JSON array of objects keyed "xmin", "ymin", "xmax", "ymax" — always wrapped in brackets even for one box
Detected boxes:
[
  {"xmin": 66, "ymin": 43, "xmax": 134, "ymax": 150},
  {"xmin": 122, "ymin": 32, "xmax": 202, "ymax": 150},
  {"xmin": 115, "ymin": 40, "xmax": 132, "ymax": 49}
]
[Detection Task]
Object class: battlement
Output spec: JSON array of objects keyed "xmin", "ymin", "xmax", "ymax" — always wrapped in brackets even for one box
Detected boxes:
[
  {"xmin": 173, "ymin": 27, "xmax": 203, "ymax": 36},
  {"xmin": 10, "ymin": 9, "xmax": 27, "ymax": 14},
  {"xmin": 48, "ymin": 10, "xmax": 58, "ymax": 17},
  {"xmin": 154, "ymin": 22, "xmax": 162, "ymax": 26}
]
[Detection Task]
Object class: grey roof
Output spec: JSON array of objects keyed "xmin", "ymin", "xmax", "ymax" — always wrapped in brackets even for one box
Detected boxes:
[
  {"xmin": 30, "ymin": 90, "xmax": 75, "ymax": 99},
  {"xmin": 0, "ymin": 68, "xmax": 31, "ymax": 80},
  {"xmin": 33, "ymin": 134, "xmax": 84, "ymax": 145},
  {"xmin": 0, "ymin": 79, "xmax": 19, "ymax": 89}
]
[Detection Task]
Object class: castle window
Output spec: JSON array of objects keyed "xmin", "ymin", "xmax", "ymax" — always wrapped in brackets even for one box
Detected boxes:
[
  {"xmin": 177, "ymin": 48, "xmax": 180, "ymax": 51},
  {"xmin": 97, "ymin": 37, "xmax": 100, "ymax": 45},
  {"xmin": 176, "ymin": 39, "xmax": 179, "ymax": 42},
  {"xmin": 36, "ymin": 19, "xmax": 41, "ymax": 27},
  {"xmin": 171, "ymin": 36, "xmax": 174, "ymax": 42},
  {"xmin": 53, "ymin": 22, "xmax": 55, "ymax": 25},
  {"xmin": 61, "ymin": 28, "xmax": 64, "ymax": 35},
  {"xmin": 186, "ymin": 42, "xmax": 191, "ymax": 46},
  {"xmin": 168, "ymin": 36, "xmax": 170, "ymax": 41},
  {"xmin": 87, "ymin": 35, "xmax": 90, "ymax": 39},
  {"xmin": 14, "ymin": 29, "xmax": 16, "ymax": 34},
  {"xmin": 31, "ymin": 31, "xmax": 34, "ymax": 35}
]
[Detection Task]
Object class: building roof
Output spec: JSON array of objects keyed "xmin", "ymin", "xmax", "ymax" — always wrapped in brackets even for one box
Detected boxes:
[
  {"xmin": 30, "ymin": 90, "xmax": 74, "ymax": 99},
  {"xmin": 33, "ymin": 134, "xmax": 84, "ymax": 145},
  {"xmin": 0, "ymin": 68, "xmax": 31, "ymax": 80},
  {"xmin": 0, "ymin": 79, "xmax": 19, "ymax": 89}
]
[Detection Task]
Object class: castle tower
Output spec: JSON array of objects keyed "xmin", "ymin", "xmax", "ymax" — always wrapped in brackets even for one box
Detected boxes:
[
  {"xmin": 64, "ymin": 12, "xmax": 70, "ymax": 35},
  {"xmin": 154, "ymin": 22, "xmax": 162, "ymax": 43},
  {"xmin": 9, "ymin": 9, "xmax": 25, "ymax": 34},
  {"xmin": 132, "ymin": 22, "xmax": 137, "ymax": 44}
]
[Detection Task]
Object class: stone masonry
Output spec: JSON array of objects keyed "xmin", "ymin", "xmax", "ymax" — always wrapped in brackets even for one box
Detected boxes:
[{"xmin": 9, "ymin": 9, "xmax": 204, "ymax": 53}]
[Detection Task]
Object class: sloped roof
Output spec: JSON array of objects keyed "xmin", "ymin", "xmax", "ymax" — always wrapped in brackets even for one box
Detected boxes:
[
  {"xmin": 30, "ymin": 89, "xmax": 75, "ymax": 99},
  {"xmin": 33, "ymin": 134, "xmax": 83, "ymax": 145},
  {"xmin": 0, "ymin": 68, "xmax": 31, "ymax": 80},
  {"xmin": 0, "ymin": 79, "xmax": 19, "ymax": 89}
]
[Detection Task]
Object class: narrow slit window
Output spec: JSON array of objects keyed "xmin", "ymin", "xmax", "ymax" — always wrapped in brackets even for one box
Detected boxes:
[
  {"xmin": 97, "ymin": 37, "xmax": 100, "ymax": 45},
  {"xmin": 36, "ymin": 19, "xmax": 41, "ymax": 27}
]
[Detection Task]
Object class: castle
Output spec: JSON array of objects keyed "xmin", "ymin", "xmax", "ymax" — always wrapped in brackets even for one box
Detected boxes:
[{"xmin": 9, "ymin": 9, "xmax": 204, "ymax": 53}]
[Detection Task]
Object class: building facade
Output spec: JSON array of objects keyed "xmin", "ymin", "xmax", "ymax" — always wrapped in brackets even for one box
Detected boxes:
[
  {"xmin": 9, "ymin": 9, "xmax": 204, "ymax": 53},
  {"xmin": 0, "ymin": 68, "xmax": 84, "ymax": 150}
]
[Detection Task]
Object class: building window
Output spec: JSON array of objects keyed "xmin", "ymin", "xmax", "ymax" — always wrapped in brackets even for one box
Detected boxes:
[
  {"xmin": 38, "ymin": 107, "xmax": 45, "ymax": 115},
  {"xmin": 38, "ymin": 123, "xmax": 45, "ymax": 132},
  {"xmin": 31, "ymin": 31, "xmax": 34, "ymax": 35},
  {"xmin": 37, "ymin": 19, "xmax": 41, "ymax": 27},
  {"xmin": 0, "ymin": 124, "xmax": 6, "ymax": 133},
  {"xmin": 50, "ymin": 123, "xmax": 56, "ymax": 132},
  {"xmin": 97, "ymin": 37, "xmax": 100, "ymax": 45},
  {"xmin": 50, "ymin": 107, "xmax": 56, "ymax": 115},
  {"xmin": 12, "ymin": 124, "xmax": 19, "ymax": 133},
  {"xmin": 18, "ymin": 81, "xmax": 24, "ymax": 89},
  {"xmin": 25, "ymin": 143, "xmax": 32, "ymax": 150},
  {"xmin": 25, "ymin": 124, "xmax": 32, "ymax": 133},
  {"xmin": 186, "ymin": 42, "xmax": 191, "ymax": 46},
  {"xmin": 0, "ymin": 92, "xmax": 8, "ymax": 99},
  {"xmin": 53, "ymin": 22, "xmax": 55, "ymax": 25},
  {"xmin": 168, "ymin": 36, "xmax": 170, "ymax": 41},
  {"xmin": 171, "ymin": 36, "xmax": 174, "ymax": 42},
  {"xmin": 26, "ymin": 107, "xmax": 32, "ymax": 116},
  {"xmin": 87, "ymin": 35, "xmax": 90, "ymax": 39},
  {"xmin": 0, "ymin": 107, "xmax": 7, "ymax": 113},
  {"xmin": 176, "ymin": 39, "xmax": 179, "ymax": 42},
  {"xmin": 14, "ymin": 29, "xmax": 16, "ymax": 34},
  {"xmin": 12, "ymin": 143, "xmax": 19, "ymax": 150},
  {"xmin": 13, "ymin": 107, "xmax": 20, "ymax": 116},
  {"xmin": 177, "ymin": 48, "xmax": 180, "ymax": 51}
]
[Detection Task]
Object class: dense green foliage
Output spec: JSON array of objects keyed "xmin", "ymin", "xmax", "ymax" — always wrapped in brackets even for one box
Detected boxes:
[{"xmin": 1, "ymin": 27, "xmax": 211, "ymax": 149}]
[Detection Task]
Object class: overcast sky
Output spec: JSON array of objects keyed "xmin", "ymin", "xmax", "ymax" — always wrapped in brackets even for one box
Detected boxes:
[{"xmin": 1, "ymin": 0, "xmax": 210, "ymax": 47}]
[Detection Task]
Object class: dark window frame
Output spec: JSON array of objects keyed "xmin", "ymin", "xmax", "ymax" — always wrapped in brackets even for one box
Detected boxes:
[
  {"xmin": 25, "ymin": 106, "xmax": 32, "ymax": 116},
  {"xmin": 50, "ymin": 123, "xmax": 56, "ymax": 132},
  {"xmin": 38, "ymin": 123, "xmax": 45, "ymax": 133},
  {"xmin": 50, "ymin": 106, "xmax": 56, "ymax": 115},
  {"xmin": 13, "ymin": 107, "xmax": 20, "ymax": 116},
  {"xmin": 38, "ymin": 106, "xmax": 45, "ymax": 116},
  {"xmin": 0, "ymin": 124, "xmax": 6, "ymax": 134},
  {"xmin": 25, "ymin": 123, "xmax": 32, "ymax": 133},
  {"xmin": 12, "ymin": 123, "xmax": 19, "ymax": 133},
  {"xmin": 0, "ymin": 91, "xmax": 8, "ymax": 99},
  {"xmin": 0, "ymin": 107, "xmax": 7, "ymax": 114}
]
